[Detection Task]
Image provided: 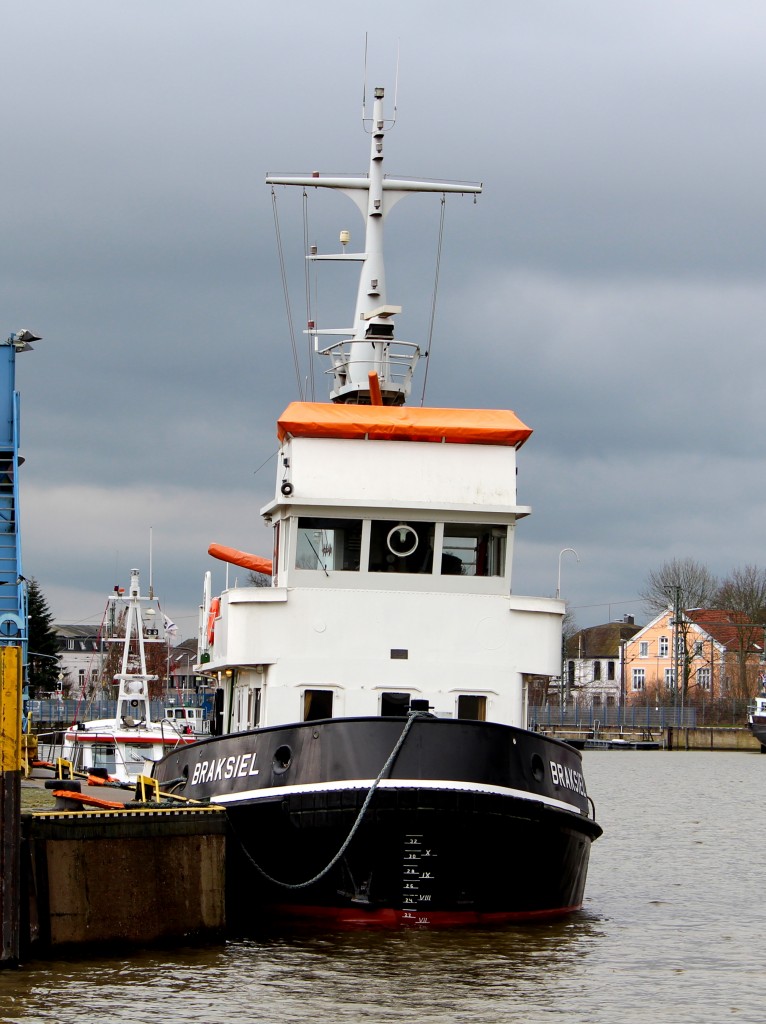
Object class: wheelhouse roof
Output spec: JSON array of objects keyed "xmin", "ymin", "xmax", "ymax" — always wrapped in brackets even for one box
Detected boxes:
[{"xmin": 277, "ymin": 402, "xmax": 532, "ymax": 448}]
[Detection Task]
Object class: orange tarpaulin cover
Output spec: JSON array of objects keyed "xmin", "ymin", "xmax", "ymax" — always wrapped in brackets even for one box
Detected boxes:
[
  {"xmin": 208, "ymin": 544, "xmax": 273, "ymax": 576},
  {"xmin": 276, "ymin": 402, "xmax": 532, "ymax": 448}
]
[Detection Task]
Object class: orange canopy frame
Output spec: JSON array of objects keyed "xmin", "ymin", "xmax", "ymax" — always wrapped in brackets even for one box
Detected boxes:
[
  {"xmin": 276, "ymin": 402, "xmax": 532, "ymax": 448},
  {"xmin": 208, "ymin": 543, "xmax": 273, "ymax": 576}
]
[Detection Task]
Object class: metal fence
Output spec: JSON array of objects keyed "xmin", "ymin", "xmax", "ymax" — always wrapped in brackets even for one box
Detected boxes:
[
  {"xmin": 27, "ymin": 696, "xmax": 212, "ymax": 729},
  {"xmin": 529, "ymin": 699, "xmax": 751, "ymax": 729}
]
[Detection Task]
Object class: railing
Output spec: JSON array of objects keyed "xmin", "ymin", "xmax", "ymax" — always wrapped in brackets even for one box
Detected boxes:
[
  {"xmin": 529, "ymin": 699, "xmax": 753, "ymax": 729},
  {"xmin": 529, "ymin": 705, "xmax": 698, "ymax": 729},
  {"xmin": 26, "ymin": 696, "xmax": 212, "ymax": 729}
]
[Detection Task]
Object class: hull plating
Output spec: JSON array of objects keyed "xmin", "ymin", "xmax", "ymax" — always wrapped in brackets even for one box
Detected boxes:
[{"xmin": 153, "ymin": 717, "xmax": 601, "ymax": 926}]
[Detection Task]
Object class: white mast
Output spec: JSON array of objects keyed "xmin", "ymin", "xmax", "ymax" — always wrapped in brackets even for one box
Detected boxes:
[
  {"xmin": 266, "ymin": 87, "xmax": 482, "ymax": 405},
  {"xmin": 111, "ymin": 568, "xmax": 158, "ymax": 725}
]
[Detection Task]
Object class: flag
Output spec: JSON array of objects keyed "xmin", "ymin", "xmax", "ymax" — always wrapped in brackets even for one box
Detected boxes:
[{"xmin": 163, "ymin": 614, "xmax": 178, "ymax": 638}]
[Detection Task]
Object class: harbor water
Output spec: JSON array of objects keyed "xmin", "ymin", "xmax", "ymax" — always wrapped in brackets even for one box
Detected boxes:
[{"xmin": 2, "ymin": 750, "xmax": 761, "ymax": 1023}]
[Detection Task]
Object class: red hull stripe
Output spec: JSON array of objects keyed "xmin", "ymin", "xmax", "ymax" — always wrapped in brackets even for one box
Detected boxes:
[{"xmin": 264, "ymin": 902, "xmax": 583, "ymax": 928}]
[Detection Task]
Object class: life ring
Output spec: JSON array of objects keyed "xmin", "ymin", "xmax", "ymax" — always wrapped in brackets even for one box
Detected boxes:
[
  {"xmin": 387, "ymin": 523, "xmax": 419, "ymax": 558},
  {"xmin": 206, "ymin": 597, "xmax": 221, "ymax": 646}
]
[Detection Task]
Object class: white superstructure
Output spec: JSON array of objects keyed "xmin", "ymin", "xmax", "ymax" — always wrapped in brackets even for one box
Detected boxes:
[{"xmin": 198, "ymin": 86, "xmax": 564, "ymax": 737}]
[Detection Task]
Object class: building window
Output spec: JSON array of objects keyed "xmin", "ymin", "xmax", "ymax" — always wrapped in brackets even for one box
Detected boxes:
[
  {"xmin": 639, "ymin": 641, "xmax": 648, "ymax": 658},
  {"xmin": 697, "ymin": 667, "xmax": 711, "ymax": 690},
  {"xmin": 632, "ymin": 668, "xmax": 645, "ymax": 691},
  {"xmin": 567, "ymin": 661, "xmax": 575, "ymax": 685},
  {"xmin": 296, "ymin": 517, "xmax": 363, "ymax": 572},
  {"xmin": 66, "ymin": 639, "xmax": 74, "ymax": 651},
  {"xmin": 659, "ymin": 636, "xmax": 669, "ymax": 658},
  {"xmin": 607, "ymin": 661, "xmax": 615, "ymax": 681},
  {"xmin": 303, "ymin": 689, "xmax": 333, "ymax": 721},
  {"xmin": 664, "ymin": 668, "xmax": 676, "ymax": 688},
  {"xmin": 457, "ymin": 694, "xmax": 487, "ymax": 721},
  {"xmin": 592, "ymin": 694, "xmax": 602, "ymax": 707},
  {"xmin": 693, "ymin": 641, "xmax": 703, "ymax": 658},
  {"xmin": 593, "ymin": 661, "xmax": 602, "ymax": 681},
  {"xmin": 441, "ymin": 524, "xmax": 506, "ymax": 577}
]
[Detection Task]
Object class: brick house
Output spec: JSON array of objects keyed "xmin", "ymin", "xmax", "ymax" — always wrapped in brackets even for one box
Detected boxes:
[
  {"xmin": 623, "ymin": 607, "xmax": 765, "ymax": 703},
  {"xmin": 563, "ymin": 616, "xmax": 643, "ymax": 708}
]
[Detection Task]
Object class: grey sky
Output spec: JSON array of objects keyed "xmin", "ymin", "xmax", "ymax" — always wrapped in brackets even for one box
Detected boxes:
[{"xmin": 4, "ymin": 0, "xmax": 765, "ymax": 637}]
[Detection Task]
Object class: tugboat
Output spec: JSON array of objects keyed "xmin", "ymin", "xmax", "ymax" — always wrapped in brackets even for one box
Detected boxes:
[
  {"xmin": 152, "ymin": 87, "xmax": 602, "ymax": 926},
  {"xmin": 62, "ymin": 569, "xmax": 195, "ymax": 783}
]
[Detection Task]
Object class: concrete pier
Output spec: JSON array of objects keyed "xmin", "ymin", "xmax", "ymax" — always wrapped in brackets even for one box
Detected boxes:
[{"xmin": 22, "ymin": 804, "xmax": 227, "ymax": 954}]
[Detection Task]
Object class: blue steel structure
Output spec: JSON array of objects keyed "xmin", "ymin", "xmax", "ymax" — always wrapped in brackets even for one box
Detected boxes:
[{"xmin": 0, "ymin": 331, "xmax": 38, "ymax": 691}]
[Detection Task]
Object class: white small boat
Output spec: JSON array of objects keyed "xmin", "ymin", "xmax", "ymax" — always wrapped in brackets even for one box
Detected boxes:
[
  {"xmin": 62, "ymin": 570, "xmax": 195, "ymax": 783},
  {"xmin": 163, "ymin": 704, "xmax": 210, "ymax": 738}
]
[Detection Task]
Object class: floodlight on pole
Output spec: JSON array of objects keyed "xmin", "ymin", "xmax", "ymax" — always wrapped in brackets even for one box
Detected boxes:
[{"xmin": 556, "ymin": 548, "xmax": 580, "ymax": 600}]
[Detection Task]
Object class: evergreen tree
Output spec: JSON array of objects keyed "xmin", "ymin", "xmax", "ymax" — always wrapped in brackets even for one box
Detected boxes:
[{"xmin": 27, "ymin": 578, "xmax": 59, "ymax": 695}]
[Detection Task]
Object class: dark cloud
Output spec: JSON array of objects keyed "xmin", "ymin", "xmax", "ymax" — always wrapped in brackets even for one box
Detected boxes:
[{"xmin": 4, "ymin": 0, "xmax": 766, "ymax": 633}]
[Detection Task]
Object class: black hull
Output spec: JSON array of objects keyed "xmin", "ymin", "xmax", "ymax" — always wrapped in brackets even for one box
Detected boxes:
[
  {"xmin": 750, "ymin": 716, "xmax": 766, "ymax": 751},
  {"xmin": 153, "ymin": 717, "xmax": 601, "ymax": 927}
]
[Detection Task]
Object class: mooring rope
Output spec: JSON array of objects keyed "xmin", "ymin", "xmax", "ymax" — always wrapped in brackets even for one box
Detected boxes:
[{"xmin": 232, "ymin": 711, "xmax": 423, "ymax": 890}]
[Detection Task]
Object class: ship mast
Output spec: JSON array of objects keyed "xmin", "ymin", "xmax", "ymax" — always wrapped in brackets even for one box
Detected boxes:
[{"xmin": 266, "ymin": 87, "xmax": 482, "ymax": 405}]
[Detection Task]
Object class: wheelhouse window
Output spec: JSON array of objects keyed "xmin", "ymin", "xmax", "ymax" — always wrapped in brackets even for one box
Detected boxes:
[
  {"xmin": 303, "ymin": 689, "xmax": 334, "ymax": 721},
  {"xmin": 380, "ymin": 692, "xmax": 412, "ymax": 716},
  {"xmin": 295, "ymin": 518, "xmax": 362, "ymax": 572},
  {"xmin": 368, "ymin": 521, "xmax": 434, "ymax": 574},
  {"xmin": 457, "ymin": 694, "xmax": 487, "ymax": 720},
  {"xmin": 92, "ymin": 744, "xmax": 116, "ymax": 771},
  {"xmin": 441, "ymin": 524, "xmax": 506, "ymax": 576}
]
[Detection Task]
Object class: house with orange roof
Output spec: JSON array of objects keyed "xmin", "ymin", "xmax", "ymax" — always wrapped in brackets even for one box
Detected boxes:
[{"xmin": 622, "ymin": 607, "xmax": 765, "ymax": 703}]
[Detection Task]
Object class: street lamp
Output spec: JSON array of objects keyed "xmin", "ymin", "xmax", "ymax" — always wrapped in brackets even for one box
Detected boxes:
[{"xmin": 556, "ymin": 548, "xmax": 580, "ymax": 599}]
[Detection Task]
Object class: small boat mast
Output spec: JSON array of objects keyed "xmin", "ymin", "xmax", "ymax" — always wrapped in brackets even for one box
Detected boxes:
[
  {"xmin": 108, "ymin": 568, "xmax": 159, "ymax": 726},
  {"xmin": 266, "ymin": 87, "xmax": 482, "ymax": 406}
]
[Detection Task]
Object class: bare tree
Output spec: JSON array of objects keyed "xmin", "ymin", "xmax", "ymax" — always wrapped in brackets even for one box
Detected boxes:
[
  {"xmin": 641, "ymin": 559, "xmax": 718, "ymax": 702},
  {"xmin": 715, "ymin": 565, "xmax": 766, "ymax": 622},
  {"xmin": 640, "ymin": 557, "xmax": 718, "ymax": 613},
  {"xmin": 247, "ymin": 571, "xmax": 272, "ymax": 587},
  {"xmin": 714, "ymin": 565, "xmax": 766, "ymax": 699}
]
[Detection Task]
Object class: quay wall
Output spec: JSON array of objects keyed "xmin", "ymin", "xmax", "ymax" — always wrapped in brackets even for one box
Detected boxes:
[
  {"xmin": 544, "ymin": 725, "xmax": 762, "ymax": 752},
  {"xmin": 666, "ymin": 726, "xmax": 762, "ymax": 752},
  {"xmin": 22, "ymin": 806, "xmax": 227, "ymax": 954}
]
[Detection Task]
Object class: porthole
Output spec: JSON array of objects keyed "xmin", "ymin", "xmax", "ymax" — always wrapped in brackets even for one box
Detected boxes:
[
  {"xmin": 272, "ymin": 745, "xmax": 293, "ymax": 774},
  {"xmin": 531, "ymin": 753, "xmax": 545, "ymax": 783}
]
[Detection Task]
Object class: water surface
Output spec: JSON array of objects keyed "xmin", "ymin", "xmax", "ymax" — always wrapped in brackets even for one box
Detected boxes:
[{"xmin": 2, "ymin": 751, "xmax": 760, "ymax": 1023}]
